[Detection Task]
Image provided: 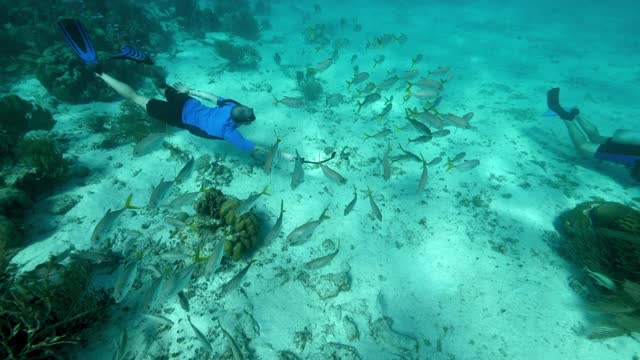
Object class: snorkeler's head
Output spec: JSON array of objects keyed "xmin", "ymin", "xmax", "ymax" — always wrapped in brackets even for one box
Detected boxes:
[{"xmin": 231, "ymin": 105, "xmax": 256, "ymax": 124}]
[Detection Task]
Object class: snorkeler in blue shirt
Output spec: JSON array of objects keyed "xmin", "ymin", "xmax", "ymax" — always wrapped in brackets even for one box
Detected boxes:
[{"xmin": 96, "ymin": 72, "xmax": 272, "ymax": 154}]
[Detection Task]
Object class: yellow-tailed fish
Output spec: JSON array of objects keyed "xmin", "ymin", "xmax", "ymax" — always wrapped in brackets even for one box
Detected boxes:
[{"xmin": 90, "ymin": 194, "xmax": 139, "ymax": 245}]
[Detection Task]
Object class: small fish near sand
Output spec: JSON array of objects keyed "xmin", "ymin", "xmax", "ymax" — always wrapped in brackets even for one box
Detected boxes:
[
  {"xmin": 367, "ymin": 187, "xmax": 383, "ymax": 221},
  {"xmin": 220, "ymin": 259, "xmax": 256, "ymax": 294},
  {"xmin": 383, "ymin": 144, "xmax": 392, "ymax": 180},
  {"xmin": 448, "ymin": 159, "xmax": 480, "ymax": 172},
  {"xmin": 174, "ymin": 157, "xmax": 194, "ymax": 185},
  {"xmin": 346, "ymin": 72, "xmax": 370, "ymax": 89},
  {"xmin": 287, "ymin": 206, "xmax": 330, "ymax": 245},
  {"xmin": 315, "ymin": 58, "xmax": 333, "ymax": 72},
  {"xmin": 90, "ymin": 194, "xmax": 139, "ymax": 245},
  {"xmin": 304, "ymin": 240, "xmax": 340, "ymax": 270},
  {"xmin": 411, "ymin": 54, "xmax": 423, "ymax": 68},
  {"xmin": 218, "ymin": 319, "xmax": 244, "ymax": 360},
  {"xmin": 442, "ymin": 112, "xmax": 473, "ymax": 129},
  {"xmin": 364, "ymin": 128, "xmax": 392, "ymax": 140},
  {"xmin": 187, "ymin": 316, "xmax": 213, "ymax": 352},
  {"xmin": 263, "ymin": 200, "xmax": 285, "ymax": 245},
  {"xmin": 417, "ymin": 154, "xmax": 429, "ymax": 193},
  {"xmin": 148, "ymin": 178, "xmax": 174, "ymax": 208},
  {"xmin": 263, "ymin": 138, "xmax": 280, "ymax": 175},
  {"xmin": 319, "ymin": 163, "xmax": 347, "ymax": 184},
  {"xmin": 133, "ymin": 133, "xmax": 166, "ymax": 157},
  {"xmin": 343, "ymin": 186, "xmax": 358, "ymax": 216},
  {"xmin": 236, "ymin": 186, "xmax": 270, "ymax": 216},
  {"xmin": 273, "ymin": 95, "xmax": 305, "ymax": 108},
  {"xmin": 291, "ymin": 151, "xmax": 305, "ymax": 190},
  {"xmin": 357, "ymin": 93, "xmax": 381, "ymax": 113},
  {"xmin": 113, "ymin": 260, "xmax": 138, "ymax": 303},
  {"xmin": 373, "ymin": 54, "xmax": 385, "ymax": 67}
]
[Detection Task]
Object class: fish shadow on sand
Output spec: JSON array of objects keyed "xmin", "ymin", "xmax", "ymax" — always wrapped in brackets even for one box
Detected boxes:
[{"xmin": 526, "ymin": 127, "xmax": 636, "ymax": 188}]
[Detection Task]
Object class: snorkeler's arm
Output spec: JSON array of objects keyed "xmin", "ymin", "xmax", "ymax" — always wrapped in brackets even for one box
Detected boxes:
[
  {"xmin": 188, "ymin": 89, "xmax": 220, "ymax": 103},
  {"xmin": 173, "ymin": 82, "xmax": 219, "ymax": 102}
]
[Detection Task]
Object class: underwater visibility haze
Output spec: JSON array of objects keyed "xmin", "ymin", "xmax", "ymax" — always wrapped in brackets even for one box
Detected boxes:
[{"xmin": 0, "ymin": 0, "xmax": 639, "ymax": 359}]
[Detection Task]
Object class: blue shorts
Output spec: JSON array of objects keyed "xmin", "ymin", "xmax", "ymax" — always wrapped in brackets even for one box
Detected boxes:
[{"xmin": 594, "ymin": 138, "xmax": 640, "ymax": 166}]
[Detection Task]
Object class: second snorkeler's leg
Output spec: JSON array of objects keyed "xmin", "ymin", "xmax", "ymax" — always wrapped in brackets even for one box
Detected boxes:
[
  {"xmin": 96, "ymin": 73, "xmax": 150, "ymax": 109},
  {"xmin": 562, "ymin": 119, "xmax": 599, "ymax": 158},
  {"xmin": 575, "ymin": 115, "xmax": 608, "ymax": 144}
]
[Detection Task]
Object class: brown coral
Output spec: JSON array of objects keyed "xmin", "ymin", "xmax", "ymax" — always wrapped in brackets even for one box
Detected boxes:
[
  {"xmin": 194, "ymin": 189, "xmax": 260, "ymax": 260},
  {"xmin": 558, "ymin": 201, "xmax": 640, "ymax": 339},
  {"xmin": 219, "ymin": 198, "xmax": 260, "ymax": 260}
]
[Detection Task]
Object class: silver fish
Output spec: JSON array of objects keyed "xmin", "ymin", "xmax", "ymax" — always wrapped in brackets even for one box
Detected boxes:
[
  {"xmin": 218, "ymin": 319, "xmax": 244, "ymax": 360},
  {"xmin": 161, "ymin": 264, "xmax": 194, "ymax": 300},
  {"xmin": 378, "ymin": 102, "xmax": 393, "ymax": 120},
  {"xmin": 319, "ymin": 163, "xmax": 347, "ymax": 184},
  {"xmin": 377, "ymin": 76, "xmax": 399, "ymax": 90},
  {"xmin": 220, "ymin": 260, "xmax": 256, "ymax": 294},
  {"xmin": 427, "ymin": 156, "xmax": 442, "ymax": 166},
  {"xmin": 405, "ymin": 113, "xmax": 432, "ymax": 134},
  {"xmin": 291, "ymin": 151, "xmax": 305, "ymax": 190},
  {"xmin": 143, "ymin": 313, "xmax": 174, "ymax": 327},
  {"xmin": 346, "ymin": 72, "xmax": 370, "ymax": 89},
  {"xmin": 431, "ymin": 129, "xmax": 450, "ymax": 138},
  {"xmin": 263, "ymin": 138, "xmax": 280, "ymax": 174},
  {"xmin": 263, "ymin": 200, "xmax": 284, "ymax": 245},
  {"xmin": 450, "ymin": 152, "xmax": 466, "ymax": 163},
  {"xmin": 357, "ymin": 93, "xmax": 381, "ymax": 113},
  {"xmin": 343, "ymin": 186, "xmax": 357, "ymax": 216},
  {"xmin": 113, "ymin": 261, "xmax": 138, "ymax": 303},
  {"xmin": 411, "ymin": 109, "xmax": 444, "ymax": 129},
  {"xmin": 418, "ymin": 156, "xmax": 428, "ymax": 193},
  {"xmin": 304, "ymin": 241, "xmax": 340, "ymax": 269},
  {"xmin": 408, "ymin": 135, "xmax": 433, "ymax": 144},
  {"xmin": 133, "ymin": 133, "xmax": 165, "ymax": 157},
  {"xmin": 408, "ymin": 78, "xmax": 443, "ymax": 91},
  {"xmin": 364, "ymin": 128, "xmax": 393, "ymax": 140},
  {"xmin": 91, "ymin": 194, "xmax": 138, "ymax": 245},
  {"xmin": 204, "ymin": 239, "xmax": 226, "ymax": 279},
  {"xmin": 397, "ymin": 144, "xmax": 421, "ymax": 162},
  {"xmin": 167, "ymin": 190, "xmax": 201, "ymax": 209},
  {"xmin": 178, "ymin": 291, "xmax": 190, "ymax": 312},
  {"xmin": 148, "ymin": 179, "xmax": 174, "ymax": 208},
  {"xmin": 273, "ymin": 95, "xmax": 305, "ymax": 108},
  {"xmin": 174, "ymin": 157, "xmax": 194, "ymax": 184},
  {"xmin": 287, "ymin": 206, "xmax": 329, "ymax": 245},
  {"xmin": 367, "ymin": 188, "xmax": 382, "ymax": 221},
  {"xmin": 187, "ymin": 316, "xmax": 213, "ymax": 352},
  {"xmin": 397, "ymin": 69, "xmax": 419, "ymax": 80},
  {"xmin": 442, "ymin": 113, "xmax": 472, "ymax": 129},
  {"xmin": 141, "ymin": 276, "xmax": 164, "ymax": 313},
  {"xmin": 452, "ymin": 159, "xmax": 480, "ymax": 171},
  {"xmin": 383, "ymin": 144, "xmax": 392, "ymax": 180},
  {"xmin": 236, "ymin": 186, "xmax": 269, "ymax": 216}
]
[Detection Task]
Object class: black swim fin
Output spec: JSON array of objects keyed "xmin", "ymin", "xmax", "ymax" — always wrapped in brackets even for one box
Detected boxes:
[
  {"xmin": 110, "ymin": 46, "xmax": 154, "ymax": 65},
  {"xmin": 547, "ymin": 87, "xmax": 579, "ymax": 121},
  {"xmin": 57, "ymin": 19, "xmax": 99, "ymax": 65}
]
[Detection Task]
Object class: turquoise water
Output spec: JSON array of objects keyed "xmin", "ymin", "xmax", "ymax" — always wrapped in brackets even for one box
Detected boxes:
[{"xmin": 1, "ymin": 1, "xmax": 639, "ymax": 359}]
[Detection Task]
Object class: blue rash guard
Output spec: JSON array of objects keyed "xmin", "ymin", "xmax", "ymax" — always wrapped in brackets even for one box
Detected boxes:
[
  {"xmin": 180, "ymin": 97, "xmax": 255, "ymax": 151},
  {"xmin": 594, "ymin": 137, "xmax": 640, "ymax": 166}
]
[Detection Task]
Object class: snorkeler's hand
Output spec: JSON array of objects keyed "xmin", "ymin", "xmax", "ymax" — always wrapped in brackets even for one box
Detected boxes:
[{"xmin": 173, "ymin": 82, "xmax": 191, "ymax": 94}]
